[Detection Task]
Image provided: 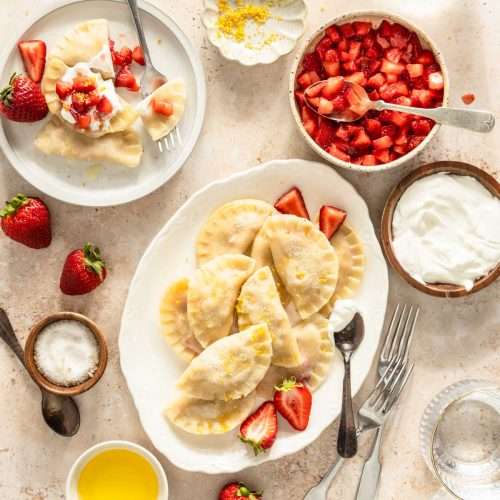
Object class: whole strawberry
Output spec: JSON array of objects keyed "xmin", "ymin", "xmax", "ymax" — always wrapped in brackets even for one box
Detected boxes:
[
  {"xmin": 0, "ymin": 194, "xmax": 51, "ymax": 248},
  {"xmin": 60, "ymin": 243, "xmax": 107, "ymax": 295},
  {"xmin": 0, "ymin": 73, "xmax": 48, "ymax": 122},
  {"xmin": 219, "ymin": 482, "xmax": 262, "ymax": 500}
]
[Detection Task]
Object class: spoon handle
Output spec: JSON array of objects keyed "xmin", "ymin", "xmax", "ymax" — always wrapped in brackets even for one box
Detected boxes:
[
  {"xmin": 374, "ymin": 100, "xmax": 495, "ymax": 133},
  {"xmin": 338, "ymin": 355, "xmax": 357, "ymax": 458},
  {"xmin": 0, "ymin": 308, "xmax": 26, "ymax": 366}
]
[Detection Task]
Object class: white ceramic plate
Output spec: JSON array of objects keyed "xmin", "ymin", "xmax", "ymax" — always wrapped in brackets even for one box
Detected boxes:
[
  {"xmin": 0, "ymin": 0, "xmax": 206, "ymax": 206},
  {"xmin": 119, "ymin": 159, "xmax": 389, "ymax": 474},
  {"xmin": 202, "ymin": 0, "xmax": 307, "ymax": 66}
]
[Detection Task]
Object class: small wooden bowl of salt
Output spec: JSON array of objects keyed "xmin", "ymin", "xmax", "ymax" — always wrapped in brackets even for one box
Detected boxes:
[{"xmin": 24, "ymin": 312, "xmax": 108, "ymax": 396}]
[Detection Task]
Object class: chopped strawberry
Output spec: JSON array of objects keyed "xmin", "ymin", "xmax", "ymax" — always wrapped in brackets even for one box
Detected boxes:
[
  {"xmin": 408, "ymin": 135, "xmax": 425, "ymax": 150},
  {"xmin": 364, "ymin": 118, "xmax": 382, "ymax": 139},
  {"xmin": 367, "ymin": 72, "xmax": 385, "ymax": 88},
  {"xmin": 96, "ymin": 95, "xmax": 113, "ymax": 114},
  {"xmin": 115, "ymin": 65, "xmax": 140, "ymax": 91},
  {"xmin": 87, "ymin": 92, "xmax": 100, "ymax": 107},
  {"xmin": 394, "ymin": 125, "xmax": 410, "ymax": 145},
  {"xmin": 353, "ymin": 21, "xmax": 372, "ymax": 36},
  {"xmin": 385, "ymin": 73, "xmax": 398, "ymax": 84},
  {"xmin": 352, "ymin": 128, "xmax": 372, "ymax": 151},
  {"xmin": 428, "ymin": 71, "xmax": 444, "ymax": 90},
  {"xmin": 361, "ymin": 154, "xmax": 377, "ymax": 166},
  {"xmin": 303, "ymin": 118, "xmax": 317, "ymax": 136},
  {"xmin": 349, "ymin": 40, "xmax": 362, "ymax": 60},
  {"xmin": 389, "ymin": 111, "xmax": 410, "ymax": 128},
  {"xmin": 385, "ymin": 47, "xmax": 402, "ymax": 64},
  {"xmin": 239, "ymin": 401, "xmax": 278, "ymax": 455},
  {"xmin": 112, "ymin": 45, "xmax": 133, "ymax": 66},
  {"xmin": 152, "ymin": 97, "xmax": 174, "ymax": 117},
  {"xmin": 376, "ymin": 33, "xmax": 390, "ymax": 49},
  {"xmin": 406, "ymin": 63, "xmax": 424, "ymax": 78},
  {"xmin": 326, "ymin": 25, "xmax": 341, "ymax": 43},
  {"xmin": 324, "ymin": 61, "xmax": 340, "ymax": 77},
  {"xmin": 411, "ymin": 88, "xmax": 433, "ymax": 107},
  {"xmin": 71, "ymin": 92, "xmax": 91, "ymax": 113},
  {"xmin": 274, "ymin": 187, "xmax": 310, "ymax": 219},
  {"xmin": 416, "ymin": 49, "xmax": 436, "ymax": 65},
  {"xmin": 297, "ymin": 70, "xmax": 320, "ymax": 88},
  {"xmin": 55, "ymin": 80, "xmax": 73, "ymax": 100},
  {"xmin": 77, "ymin": 114, "xmax": 91, "ymax": 129},
  {"xmin": 393, "ymin": 144, "xmax": 408, "ymax": 155},
  {"xmin": 381, "ymin": 59, "xmax": 405, "ymax": 75},
  {"xmin": 389, "ymin": 23, "xmax": 410, "ymax": 48},
  {"xmin": 328, "ymin": 144, "xmax": 350, "ymax": 162},
  {"xmin": 461, "ymin": 93, "xmax": 475, "ymax": 105},
  {"xmin": 344, "ymin": 71, "xmax": 366, "ymax": 86},
  {"xmin": 378, "ymin": 20, "xmax": 393, "ymax": 38},
  {"xmin": 321, "ymin": 76, "xmax": 344, "ymax": 99},
  {"xmin": 411, "ymin": 118, "xmax": 433, "ymax": 136},
  {"xmin": 294, "ymin": 90, "xmax": 305, "ymax": 106},
  {"xmin": 302, "ymin": 52, "xmax": 323, "ymax": 75},
  {"xmin": 315, "ymin": 36, "xmax": 334, "ymax": 62},
  {"xmin": 381, "ymin": 124, "xmax": 397, "ymax": 138},
  {"xmin": 274, "ymin": 377, "xmax": 313, "ymax": 431},
  {"xmin": 393, "ymin": 95, "xmax": 412, "ymax": 107},
  {"xmin": 373, "ymin": 135, "xmax": 393, "ymax": 150},
  {"xmin": 374, "ymin": 148, "xmax": 390, "ymax": 163},
  {"xmin": 73, "ymin": 76, "xmax": 96, "ymax": 93},
  {"xmin": 306, "ymin": 82, "xmax": 325, "ymax": 98},
  {"xmin": 132, "ymin": 46, "xmax": 145, "ymax": 65},
  {"xmin": 339, "ymin": 23, "xmax": 355, "ymax": 38},
  {"xmin": 17, "ymin": 40, "xmax": 46, "ymax": 83},
  {"xmin": 318, "ymin": 97, "xmax": 334, "ymax": 115},
  {"xmin": 342, "ymin": 61, "xmax": 358, "ymax": 73}
]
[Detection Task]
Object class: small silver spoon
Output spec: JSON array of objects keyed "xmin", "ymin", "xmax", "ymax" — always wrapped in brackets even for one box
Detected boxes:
[
  {"xmin": 334, "ymin": 312, "xmax": 364, "ymax": 458},
  {"xmin": 0, "ymin": 309, "xmax": 80, "ymax": 437},
  {"xmin": 305, "ymin": 79, "xmax": 495, "ymax": 133}
]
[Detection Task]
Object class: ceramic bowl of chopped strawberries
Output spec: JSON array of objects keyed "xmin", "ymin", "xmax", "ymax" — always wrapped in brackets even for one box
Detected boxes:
[{"xmin": 289, "ymin": 11, "xmax": 448, "ymax": 171}]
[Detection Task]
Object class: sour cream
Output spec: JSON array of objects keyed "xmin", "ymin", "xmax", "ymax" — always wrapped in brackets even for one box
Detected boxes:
[
  {"xmin": 328, "ymin": 299, "xmax": 359, "ymax": 333},
  {"xmin": 392, "ymin": 173, "xmax": 500, "ymax": 290}
]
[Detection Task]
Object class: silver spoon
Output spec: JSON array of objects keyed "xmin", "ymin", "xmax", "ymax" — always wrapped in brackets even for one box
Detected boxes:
[
  {"xmin": 334, "ymin": 312, "xmax": 364, "ymax": 458},
  {"xmin": 0, "ymin": 309, "xmax": 80, "ymax": 437},
  {"xmin": 305, "ymin": 79, "xmax": 495, "ymax": 133}
]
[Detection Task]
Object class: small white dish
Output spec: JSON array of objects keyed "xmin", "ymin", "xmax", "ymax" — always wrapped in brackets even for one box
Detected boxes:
[
  {"xmin": 119, "ymin": 158, "xmax": 389, "ymax": 474},
  {"xmin": 65, "ymin": 440, "xmax": 169, "ymax": 499},
  {"xmin": 0, "ymin": 0, "xmax": 206, "ymax": 206},
  {"xmin": 202, "ymin": 0, "xmax": 307, "ymax": 66},
  {"xmin": 289, "ymin": 10, "xmax": 449, "ymax": 172}
]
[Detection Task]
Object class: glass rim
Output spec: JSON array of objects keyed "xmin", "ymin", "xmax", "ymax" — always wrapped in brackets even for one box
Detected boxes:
[{"xmin": 429, "ymin": 384, "xmax": 500, "ymax": 500}]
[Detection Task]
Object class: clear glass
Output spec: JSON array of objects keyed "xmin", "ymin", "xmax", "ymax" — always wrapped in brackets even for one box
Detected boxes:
[{"xmin": 419, "ymin": 380, "xmax": 500, "ymax": 499}]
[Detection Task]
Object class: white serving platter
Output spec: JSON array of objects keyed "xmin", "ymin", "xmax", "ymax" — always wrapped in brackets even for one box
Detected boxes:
[
  {"xmin": 119, "ymin": 159, "xmax": 389, "ymax": 474},
  {"xmin": 0, "ymin": 0, "xmax": 206, "ymax": 206}
]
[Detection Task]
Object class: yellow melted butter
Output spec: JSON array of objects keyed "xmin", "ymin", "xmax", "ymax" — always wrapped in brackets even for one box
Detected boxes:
[{"xmin": 77, "ymin": 449, "xmax": 159, "ymax": 500}]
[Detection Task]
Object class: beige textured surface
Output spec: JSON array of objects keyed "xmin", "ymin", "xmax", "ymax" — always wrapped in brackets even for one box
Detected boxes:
[{"xmin": 0, "ymin": 1, "xmax": 499, "ymax": 499}]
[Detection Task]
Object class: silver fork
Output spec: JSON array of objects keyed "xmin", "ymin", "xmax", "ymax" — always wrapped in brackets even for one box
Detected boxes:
[
  {"xmin": 355, "ymin": 305, "xmax": 419, "ymax": 500},
  {"xmin": 304, "ymin": 304, "xmax": 418, "ymax": 500},
  {"xmin": 126, "ymin": 0, "xmax": 182, "ymax": 153}
]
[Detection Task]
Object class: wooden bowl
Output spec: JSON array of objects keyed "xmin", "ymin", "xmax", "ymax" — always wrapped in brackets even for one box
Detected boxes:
[
  {"xmin": 24, "ymin": 312, "xmax": 108, "ymax": 396},
  {"xmin": 381, "ymin": 161, "xmax": 500, "ymax": 297}
]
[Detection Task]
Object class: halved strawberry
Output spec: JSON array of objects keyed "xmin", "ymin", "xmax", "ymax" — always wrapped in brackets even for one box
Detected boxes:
[
  {"xmin": 115, "ymin": 65, "xmax": 140, "ymax": 91},
  {"xmin": 55, "ymin": 80, "xmax": 73, "ymax": 100},
  {"xmin": 96, "ymin": 95, "xmax": 113, "ymax": 114},
  {"xmin": 239, "ymin": 401, "xmax": 278, "ymax": 455},
  {"xmin": 274, "ymin": 187, "xmax": 310, "ymax": 219},
  {"xmin": 132, "ymin": 46, "xmax": 145, "ymax": 65},
  {"xmin": 274, "ymin": 377, "xmax": 313, "ymax": 431},
  {"xmin": 219, "ymin": 482, "xmax": 262, "ymax": 500},
  {"xmin": 17, "ymin": 40, "xmax": 46, "ymax": 83},
  {"xmin": 152, "ymin": 97, "xmax": 174, "ymax": 117},
  {"xmin": 319, "ymin": 205, "xmax": 347, "ymax": 239},
  {"xmin": 73, "ymin": 76, "xmax": 96, "ymax": 93}
]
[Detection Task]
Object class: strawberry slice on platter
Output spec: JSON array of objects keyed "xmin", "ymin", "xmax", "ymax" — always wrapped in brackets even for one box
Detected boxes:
[
  {"xmin": 18, "ymin": 40, "xmax": 46, "ymax": 83},
  {"xmin": 239, "ymin": 401, "xmax": 278, "ymax": 455},
  {"xmin": 274, "ymin": 377, "xmax": 313, "ymax": 431},
  {"xmin": 274, "ymin": 187, "xmax": 310, "ymax": 219},
  {"xmin": 219, "ymin": 482, "xmax": 262, "ymax": 500},
  {"xmin": 319, "ymin": 205, "xmax": 347, "ymax": 240}
]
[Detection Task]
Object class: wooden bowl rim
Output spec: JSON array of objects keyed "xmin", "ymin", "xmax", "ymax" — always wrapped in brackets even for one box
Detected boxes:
[
  {"xmin": 381, "ymin": 161, "xmax": 500, "ymax": 298},
  {"xmin": 24, "ymin": 312, "xmax": 108, "ymax": 396}
]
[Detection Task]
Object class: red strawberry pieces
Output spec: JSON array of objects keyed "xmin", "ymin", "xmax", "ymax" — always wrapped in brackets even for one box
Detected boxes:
[
  {"xmin": 0, "ymin": 194, "xmax": 51, "ymax": 249},
  {"xmin": 132, "ymin": 46, "xmax": 146, "ymax": 65},
  {"xmin": 239, "ymin": 401, "xmax": 278, "ymax": 455},
  {"xmin": 274, "ymin": 187, "xmax": 310, "ymax": 219},
  {"xmin": 0, "ymin": 73, "xmax": 48, "ymax": 122},
  {"xmin": 152, "ymin": 97, "xmax": 173, "ymax": 117},
  {"xmin": 18, "ymin": 40, "xmax": 46, "ymax": 83},
  {"xmin": 295, "ymin": 19, "xmax": 444, "ymax": 165},
  {"xmin": 319, "ymin": 205, "xmax": 347, "ymax": 240},
  {"xmin": 274, "ymin": 378, "xmax": 313, "ymax": 431},
  {"xmin": 115, "ymin": 65, "xmax": 140, "ymax": 92},
  {"xmin": 219, "ymin": 482, "xmax": 262, "ymax": 500},
  {"xmin": 60, "ymin": 243, "xmax": 107, "ymax": 295}
]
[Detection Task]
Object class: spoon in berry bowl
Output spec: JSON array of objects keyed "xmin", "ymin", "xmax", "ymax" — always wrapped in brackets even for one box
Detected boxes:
[{"xmin": 304, "ymin": 78, "xmax": 495, "ymax": 132}]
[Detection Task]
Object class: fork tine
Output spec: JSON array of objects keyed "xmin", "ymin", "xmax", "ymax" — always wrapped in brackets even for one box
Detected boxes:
[
  {"xmin": 176, "ymin": 127, "xmax": 182, "ymax": 145},
  {"xmin": 383, "ymin": 363, "xmax": 414, "ymax": 414},
  {"xmin": 381, "ymin": 304, "xmax": 402, "ymax": 360},
  {"xmin": 397, "ymin": 306, "xmax": 420, "ymax": 362},
  {"xmin": 367, "ymin": 356, "xmax": 401, "ymax": 406},
  {"xmin": 157, "ymin": 139, "xmax": 163, "ymax": 153},
  {"xmin": 372, "ymin": 358, "xmax": 407, "ymax": 408},
  {"xmin": 386, "ymin": 304, "xmax": 410, "ymax": 361}
]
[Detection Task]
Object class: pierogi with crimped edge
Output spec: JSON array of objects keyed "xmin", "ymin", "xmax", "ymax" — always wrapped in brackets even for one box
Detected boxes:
[
  {"xmin": 197, "ymin": 199, "xmax": 275, "ymax": 265},
  {"xmin": 187, "ymin": 254, "xmax": 255, "ymax": 348},
  {"xmin": 176, "ymin": 324, "xmax": 272, "ymax": 401}
]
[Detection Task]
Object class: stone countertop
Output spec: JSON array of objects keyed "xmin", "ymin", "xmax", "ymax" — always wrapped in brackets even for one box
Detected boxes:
[{"xmin": 0, "ymin": 0, "xmax": 499, "ymax": 499}]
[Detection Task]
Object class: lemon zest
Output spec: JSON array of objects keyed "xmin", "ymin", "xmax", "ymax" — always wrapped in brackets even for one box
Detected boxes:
[{"xmin": 216, "ymin": 0, "xmax": 270, "ymax": 42}]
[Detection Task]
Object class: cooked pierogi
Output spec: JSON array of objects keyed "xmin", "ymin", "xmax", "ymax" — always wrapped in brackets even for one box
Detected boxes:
[
  {"xmin": 165, "ymin": 391, "xmax": 256, "ymax": 435},
  {"xmin": 237, "ymin": 267, "xmax": 300, "ymax": 367},
  {"xmin": 176, "ymin": 323, "xmax": 272, "ymax": 400},
  {"xmin": 187, "ymin": 254, "xmax": 255, "ymax": 347},
  {"xmin": 159, "ymin": 278, "xmax": 202, "ymax": 362},
  {"xmin": 263, "ymin": 215, "xmax": 339, "ymax": 319},
  {"xmin": 35, "ymin": 118, "xmax": 143, "ymax": 168},
  {"xmin": 139, "ymin": 79, "xmax": 186, "ymax": 141},
  {"xmin": 197, "ymin": 199, "xmax": 275, "ymax": 265}
]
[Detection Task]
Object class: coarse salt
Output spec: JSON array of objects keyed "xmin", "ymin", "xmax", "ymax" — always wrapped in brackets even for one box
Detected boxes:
[{"xmin": 34, "ymin": 320, "xmax": 99, "ymax": 387}]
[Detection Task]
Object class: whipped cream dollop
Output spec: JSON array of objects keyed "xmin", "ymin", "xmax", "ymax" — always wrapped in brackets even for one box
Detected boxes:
[
  {"xmin": 328, "ymin": 299, "xmax": 359, "ymax": 334},
  {"xmin": 392, "ymin": 173, "xmax": 500, "ymax": 290},
  {"xmin": 59, "ymin": 63, "xmax": 122, "ymax": 132}
]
